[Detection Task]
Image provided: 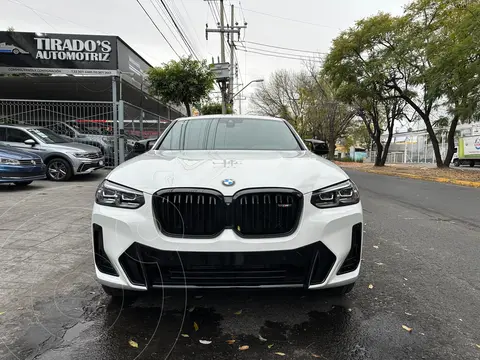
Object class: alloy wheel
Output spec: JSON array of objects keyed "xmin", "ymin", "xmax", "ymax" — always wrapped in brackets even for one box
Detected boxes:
[{"xmin": 48, "ymin": 160, "xmax": 68, "ymax": 180}]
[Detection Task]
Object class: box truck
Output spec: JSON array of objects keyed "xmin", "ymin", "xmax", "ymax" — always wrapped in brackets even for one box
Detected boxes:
[{"xmin": 453, "ymin": 135, "xmax": 480, "ymax": 167}]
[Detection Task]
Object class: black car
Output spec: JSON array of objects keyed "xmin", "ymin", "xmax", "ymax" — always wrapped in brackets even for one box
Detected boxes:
[{"xmin": 125, "ymin": 138, "xmax": 157, "ymax": 160}]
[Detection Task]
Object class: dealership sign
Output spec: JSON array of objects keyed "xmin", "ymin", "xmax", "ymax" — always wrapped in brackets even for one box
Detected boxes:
[{"xmin": 0, "ymin": 31, "xmax": 119, "ymax": 75}]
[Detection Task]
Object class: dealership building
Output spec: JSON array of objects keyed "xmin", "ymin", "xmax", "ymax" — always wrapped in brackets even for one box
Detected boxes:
[{"xmin": 0, "ymin": 31, "xmax": 184, "ymax": 163}]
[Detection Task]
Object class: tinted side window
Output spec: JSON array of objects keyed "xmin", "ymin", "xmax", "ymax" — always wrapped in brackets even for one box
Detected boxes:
[
  {"xmin": 6, "ymin": 128, "xmax": 33, "ymax": 143},
  {"xmin": 0, "ymin": 127, "xmax": 6, "ymax": 141}
]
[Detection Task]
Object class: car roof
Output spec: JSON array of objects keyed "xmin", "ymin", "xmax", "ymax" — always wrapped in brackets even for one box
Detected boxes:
[
  {"xmin": 0, "ymin": 124, "xmax": 44, "ymax": 129},
  {"xmin": 175, "ymin": 115, "xmax": 285, "ymax": 122}
]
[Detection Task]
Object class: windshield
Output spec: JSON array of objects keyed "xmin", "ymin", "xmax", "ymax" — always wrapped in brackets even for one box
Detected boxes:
[
  {"xmin": 27, "ymin": 128, "xmax": 69, "ymax": 144},
  {"xmin": 157, "ymin": 118, "xmax": 302, "ymax": 151}
]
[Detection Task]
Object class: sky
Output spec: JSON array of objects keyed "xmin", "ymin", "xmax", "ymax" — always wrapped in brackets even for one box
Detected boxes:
[{"xmin": 2, "ymin": 0, "xmax": 411, "ymax": 113}]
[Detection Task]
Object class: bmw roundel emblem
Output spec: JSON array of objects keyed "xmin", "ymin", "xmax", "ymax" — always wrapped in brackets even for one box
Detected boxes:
[{"xmin": 222, "ymin": 179, "xmax": 235, "ymax": 186}]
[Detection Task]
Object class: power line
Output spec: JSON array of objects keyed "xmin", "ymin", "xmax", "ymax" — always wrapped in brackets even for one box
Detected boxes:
[
  {"xmin": 241, "ymin": 8, "xmax": 339, "ymax": 29},
  {"xmin": 236, "ymin": 44, "xmax": 323, "ymax": 60},
  {"xmin": 135, "ymin": 0, "xmax": 180, "ymax": 58},
  {"xmin": 239, "ymin": 0, "xmax": 246, "ymax": 23},
  {"xmin": 7, "ymin": 0, "xmax": 57, "ymax": 31},
  {"xmin": 178, "ymin": 0, "xmax": 204, "ymax": 55},
  {"xmin": 149, "ymin": 0, "xmax": 189, "ymax": 55},
  {"xmin": 236, "ymin": 47, "xmax": 323, "ymax": 62},
  {"xmin": 241, "ymin": 40, "xmax": 327, "ymax": 54},
  {"xmin": 157, "ymin": 0, "xmax": 198, "ymax": 59}
]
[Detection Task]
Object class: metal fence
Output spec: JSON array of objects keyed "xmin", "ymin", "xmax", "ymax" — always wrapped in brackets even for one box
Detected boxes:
[
  {"xmin": 0, "ymin": 98, "xmax": 170, "ymax": 167},
  {"xmin": 123, "ymin": 101, "xmax": 171, "ymax": 140},
  {"xmin": 370, "ymin": 134, "xmax": 450, "ymax": 164}
]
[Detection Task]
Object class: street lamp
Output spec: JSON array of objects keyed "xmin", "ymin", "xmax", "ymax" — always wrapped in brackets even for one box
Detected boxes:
[{"xmin": 230, "ymin": 78, "xmax": 263, "ymax": 102}]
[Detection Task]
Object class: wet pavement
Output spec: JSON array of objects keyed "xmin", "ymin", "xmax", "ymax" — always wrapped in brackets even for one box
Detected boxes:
[{"xmin": 1, "ymin": 170, "xmax": 479, "ymax": 360}]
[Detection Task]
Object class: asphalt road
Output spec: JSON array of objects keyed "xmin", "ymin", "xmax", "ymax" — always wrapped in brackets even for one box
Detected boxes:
[{"xmin": 1, "ymin": 170, "xmax": 479, "ymax": 360}]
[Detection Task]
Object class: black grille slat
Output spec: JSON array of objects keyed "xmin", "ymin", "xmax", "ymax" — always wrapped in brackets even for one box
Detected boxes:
[
  {"xmin": 152, "ymin": 188, "xmax": 302, "ymax": 238},
  {"xmin": 18, "ymin": 159, "xmax": 42, "ymax": 165},
  {"xmin": 152, "ymin": 189, "xmax": 225, "ymax": 237},
  {"xmin": 234, "ymin": 189, "xmax": 303, "ymax": 237}
]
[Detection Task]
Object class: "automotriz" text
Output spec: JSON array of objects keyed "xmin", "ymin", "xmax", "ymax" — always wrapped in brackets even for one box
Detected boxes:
[{"xmin": 34, "ymin": 38, "xmax": 112, "ymax": 62}]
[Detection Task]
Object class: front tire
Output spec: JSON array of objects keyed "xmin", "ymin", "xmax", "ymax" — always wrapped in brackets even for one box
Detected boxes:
[
  {"xmin": 469, "ymin": 160, "xmax": 475, "ymax": 167},
  {"xmin": 13, "ymin": 181, "xmax": 33, "ymax": 186},
  {"xmin": 12, "ymin": 48, "xmax": 20, "ymax": 55},
  {"xmin": 453, "ymin": 159, "xmax": 460, "ymax": 167},
  {"xmin": 46, "ymin": 158, "xmax": 73, "ymax": 181}
]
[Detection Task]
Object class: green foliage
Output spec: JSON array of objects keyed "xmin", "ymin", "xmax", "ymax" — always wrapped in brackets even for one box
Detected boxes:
[
  {"xmin": 200, "ymin": 102, "xmax": 233, "ymax": 115},
  {"xmin": 147, "ymin": 56, "xmax": 215, "ymax": 116},
  {"xmin": 323, "ymin": 0, "xmax": 480, "ymax": 167}
]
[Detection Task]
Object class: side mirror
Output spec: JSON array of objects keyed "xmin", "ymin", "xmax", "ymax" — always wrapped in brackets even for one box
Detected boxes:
[
  {"xmin": 312, "ymin": 145, "xmax": 329, "ymax": 155},
  {"xmin": 146, "ymin": 141, "xmax": 155, "ymax": 150},
  {"xmin": 305, "ymin": 140, "xmax": 329, "ymax": 155},
  {"xmin": 24, "ymin": 139, "xmax": 36, "ymax": 146},
  {"xmin": 134, "ymin": 142, "xmax": 147, "ymax": 152}
]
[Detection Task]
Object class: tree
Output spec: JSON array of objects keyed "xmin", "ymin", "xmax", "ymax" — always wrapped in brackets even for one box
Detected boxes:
[
  {"xmin": 147, "ymin": 56, "xmax": 215, "ymax": 117},
  {"xmin": 200, "ymin": 102, "xmax": 233, "ymax": 115},
  {"xmin": 323, "ymin": 13, "xmax": 407, "ymax": 166},
  {"xmin": 301, "ymin": 72, "xmax": 356, "ymax": 159},
  {"xmin": 250, "ymin": 70, "xmax": 308, "ymax": 134},
  {"xmin": 410, "ymin": 0, "xmax": 480, "ymax": 166},
  {"xmin": 7, "ymin": 26, "xmax": 15, "ymax": 32}
]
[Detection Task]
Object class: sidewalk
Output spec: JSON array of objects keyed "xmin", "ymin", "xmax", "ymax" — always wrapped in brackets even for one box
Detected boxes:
[{"xmin": 336, "ymin": 162, "xmax": 480, "ymax": 188}]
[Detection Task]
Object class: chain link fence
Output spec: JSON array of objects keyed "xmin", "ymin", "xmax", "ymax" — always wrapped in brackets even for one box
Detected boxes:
[{"xmin": 0, "ymin": 98, "xmax": 171, "ymax": 167}]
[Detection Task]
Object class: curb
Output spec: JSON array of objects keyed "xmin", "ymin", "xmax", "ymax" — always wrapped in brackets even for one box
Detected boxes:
[{"xmin": 341, "ymin": 167, "xmax": 480, "ymax": 188}]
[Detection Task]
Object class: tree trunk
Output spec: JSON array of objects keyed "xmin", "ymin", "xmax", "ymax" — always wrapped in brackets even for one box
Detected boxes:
[
  {"xmin": 423, "ymin": 121, "xmax": 444, "ymax": 167},
  {"xmin": 380, "ymin": 131, "xmax": 393, "ymax": 166},
  {"xmin": 184, "ymin": 102, "xmax": 191, "ymax": 117},
  {"xmin": 380, "ymin": 115, "xmax": 395, "ymax": 166},
  {"xmin": 328, "ymin": 137, "xmax": 336, "ymax": 160},
  {"xmin": 443, "ymin": 115, "xmax": 459, "ymax": 167},
  {"xmin": 374, "ymin": 140, "xmax": 383, "ymax": 166},
  {"xmin": 400, "ymin": 95, "xmax": 443, "ymax": 167}
]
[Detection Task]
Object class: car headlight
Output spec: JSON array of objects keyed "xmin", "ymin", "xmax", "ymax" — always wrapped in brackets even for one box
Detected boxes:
[
  {"xmin": 69, "ymin": 152, "xmax": 89, "ymax": 158},
  {"xmin": 0, "ymin": 157, "xmax": 20, "ymax": 165},
  {"xmin": 310, "ymin": 180, "xmax": 360, "ymax": 209},
  {"xmin": 95, "ymin": 180, "xmax": 145, "ymax": 209}
]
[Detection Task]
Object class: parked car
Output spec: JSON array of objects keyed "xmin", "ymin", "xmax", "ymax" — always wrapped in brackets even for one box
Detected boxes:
[
  {"xmin": 92, "ymin": 115, "xmax": 363, "ymax": 298},
  {"xmin": 42, "ymin": 122, "xmax": 117, "ymax": 166},
  {"xmin": 0, "ymin": 145, "xmax": 46, "ymax": 186},
  {"xmin": 125, "ymin": 138, "xmax": 157, "ymax": 160},
  {"xmin": 0, "ymin": 125, "xmax": 105, "ymax": 181}
]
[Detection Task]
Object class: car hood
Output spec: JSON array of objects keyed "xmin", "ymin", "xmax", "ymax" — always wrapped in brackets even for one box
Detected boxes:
[
  {"xmin": 0, "ymin": 145, "xmax": 40, "ymax": 160},
  {"xmin": 107, "ymin": 150, "xmax": 349, "ymax": 195},
  {"xmin": 50, "ymin": 142, "xmax": 101, "ymax": 152}
]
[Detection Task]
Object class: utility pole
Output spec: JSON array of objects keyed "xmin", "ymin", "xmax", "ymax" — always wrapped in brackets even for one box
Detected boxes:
[
  {"xmin": 228, "ymin": 4, "xmax": 235, "ymax": 110},
  {"xmin": 205, "ymin": 0, "xmax": 247, "ymax": 114}
]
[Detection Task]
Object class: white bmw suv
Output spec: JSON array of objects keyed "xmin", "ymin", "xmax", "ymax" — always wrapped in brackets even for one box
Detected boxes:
[{"xmin": 92, "ymin": 115, "xmax": 363, "ymax": 297}]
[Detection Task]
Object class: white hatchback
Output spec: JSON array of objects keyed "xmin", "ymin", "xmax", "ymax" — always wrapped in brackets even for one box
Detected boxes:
[{"xmin": 92, "ymin": 116, "xmax": 363, "ymax": 297}]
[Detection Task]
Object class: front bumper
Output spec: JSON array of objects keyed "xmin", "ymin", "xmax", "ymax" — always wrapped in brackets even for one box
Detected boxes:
[
  {"xmin": 91, "ymin": 193, "xmax": 363, "ymax": 291},
  {"xmin": 0, "ymin": 164, "xmax": 46, "ymax": 183},
  {"xmin": 73, "ymin": 157, "xmax": 106, "ymax": 175}
]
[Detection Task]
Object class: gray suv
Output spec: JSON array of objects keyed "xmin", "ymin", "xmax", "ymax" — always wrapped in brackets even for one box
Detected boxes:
[
  {"xmin": 0, "ymin": 125, "xmax": 105, "ymax": 181},
  {"xmin": 45, "ymin": 122, "xmax": 132, "ymax": 166}
]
